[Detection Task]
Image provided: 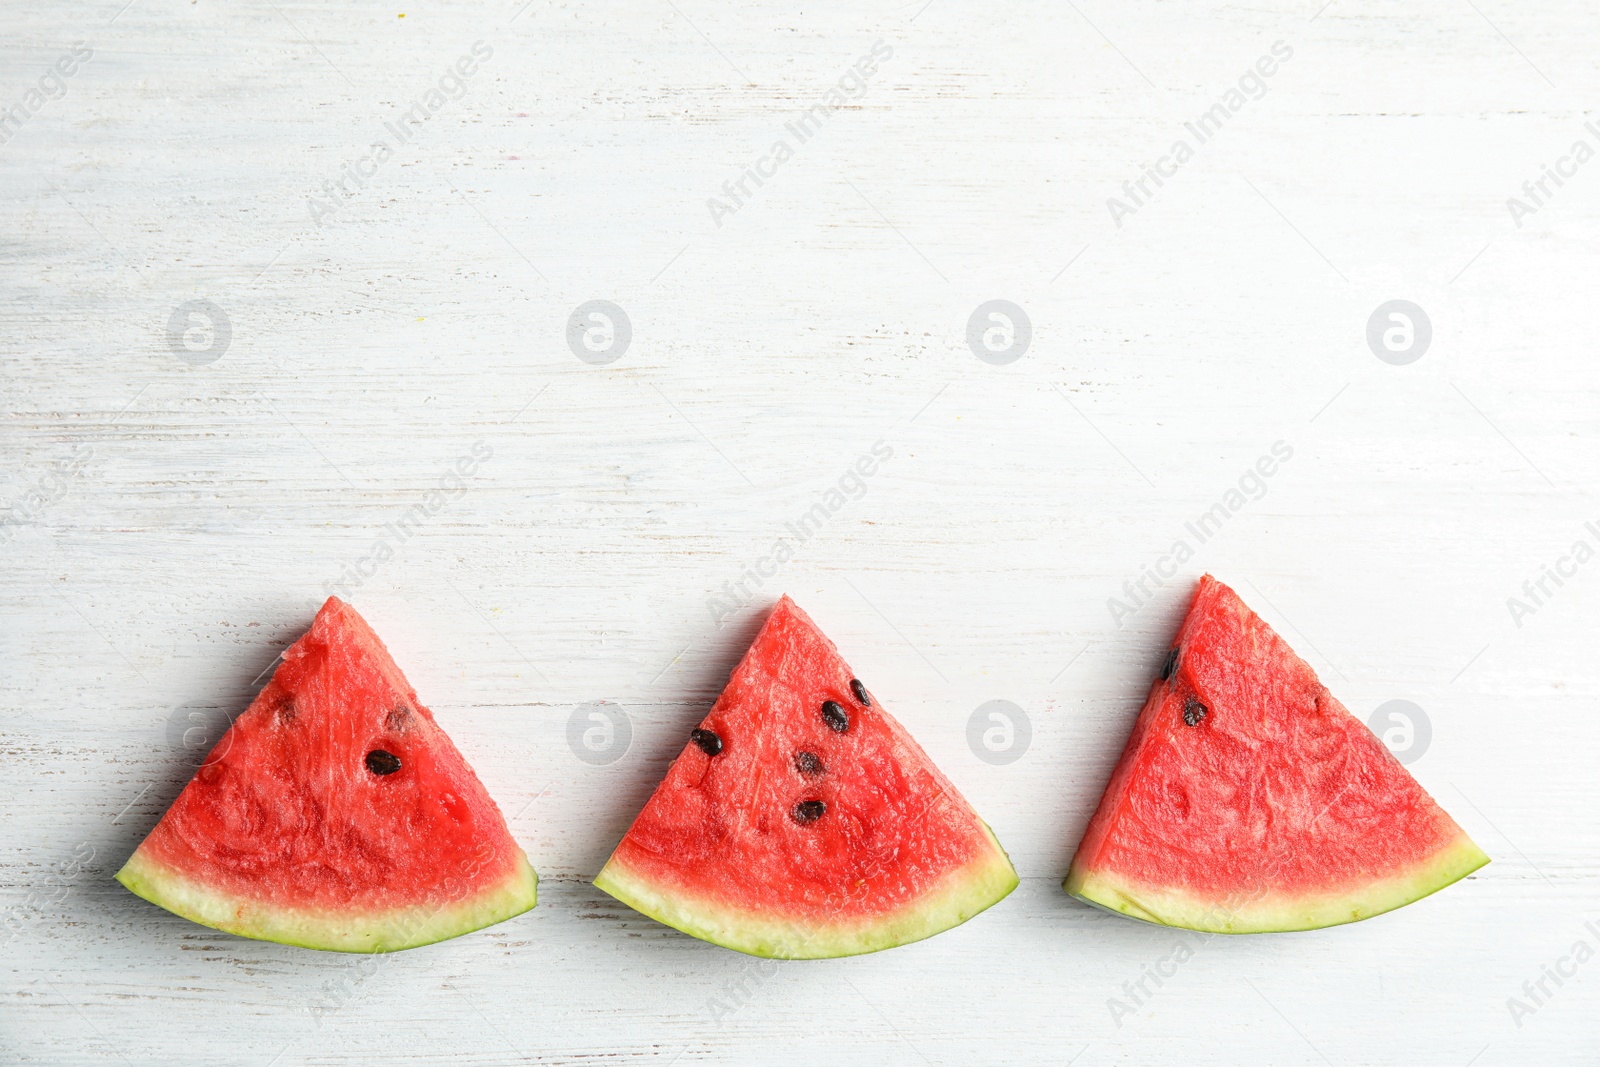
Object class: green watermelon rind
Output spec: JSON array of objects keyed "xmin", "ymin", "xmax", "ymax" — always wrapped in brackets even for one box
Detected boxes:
[
  {"xmin": 593, "ymin": 822, "xmax": 1019, "ymax": 959},
  {"xmin": 1064, "ymin": 833, "xmax": 1488, "ymax": 934},
  {"xmin": 114, "ymin": 847, "xmax": 538, "ymax": 953}
]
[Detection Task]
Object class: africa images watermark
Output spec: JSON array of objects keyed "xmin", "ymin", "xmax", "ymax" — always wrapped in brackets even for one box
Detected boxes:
[
  {"xmin": 1505, "ymin": 917, "xmax": 1600, "ymax": 1029},
  {"xmin": 1104, "ymin": 835, "xmax": 1352, "ymax": 1029},
  {"xmin": 1107, "ymin": 928, "xmax": 1206, "ymax": 1027},
  {"xmin": 1104, "ymin": 872, "xmax": 1286, "ymax": 1028},
  {"xmin": 308, "ymin": 842, "xmax": 499, "ymax": 1024},
  {"xmin": 699, "ymin": 790, "xmax": 944, "ymax": 1030},
  {"xmin": 0, "ymin": 41, "xmax": 93, "ymax": 150},
  {"xmin": 1107, "ymin": 441, "xmax": 1294, "ymax": 628},
  {"xmin": 705, "ymin": 440, "xmax": 894, "ymax": 627},
  {"xmin": 0, "ymin": 842, "xmax": 96, "ymax": 948},
  {"xmin": 307, "ymin": 40, "xmax": 494, "ymax": 228},
  {"xmin": 0, "ymin": 443, "xmax": 95, "ymax": 544},
  {"xmin": 705, "ymin": 954, "xmax": 784, "ymax": 1026},
  {"xmin": 322, "ymin": 441, "xmax": 493, "ymax": 600},
  {"xmin": 1107, "ymin": 41, "xmax": 1294, "ymax": 228},
  {"xmin": 1504, "ymin": 520, "xmax": 1600, "ymax": 628},
  {"xmin": 1504, "ymin": 119, "xmax": 1600, "ymax": 228},
  {"xmin": 705, "ymin": 38, "xmax": 894, "ymax": 228},
  {"xmin": 567, "ymin": 701, "xmax": 632, "ymax": 766}
]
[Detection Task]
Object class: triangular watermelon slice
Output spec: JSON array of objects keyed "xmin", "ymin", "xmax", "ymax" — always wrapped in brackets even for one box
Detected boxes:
[
  {"xmin": 594, "ymin": 596, "xmax": 1018, "ymax": 958},
  {"xmin": 116, "ymin": 597, "xmax": 538, "ymax": 952},
  {"xmin": 1065, "ymin": 575, "xmax": 1488, "ymax": 932}
]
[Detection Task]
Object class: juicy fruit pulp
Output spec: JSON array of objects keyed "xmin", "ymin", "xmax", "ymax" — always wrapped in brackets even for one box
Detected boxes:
[
  {"xmin": 1065, "ymin": 575, "xmax": 1487, "ymax": 932},
  {"xmin": 595, "ymin": 596, "xmax": 1018, "ymax": 958},
  {"xmin": 116, "ymin": 597, "xmax": 537, "ymax": 952}
]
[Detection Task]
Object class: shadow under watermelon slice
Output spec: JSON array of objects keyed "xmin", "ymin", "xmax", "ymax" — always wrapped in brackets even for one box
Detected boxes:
[
  {"xmin": 1065, "ymin": 574, "xmax": 1488, "ymax": 933},
  {"xmin": 594, "ymin": 596, "xmax": 1018, "ymax": 958},
  {"xmin": 116, "ymin": 597, "xmax": 537, "ymax": 952}
]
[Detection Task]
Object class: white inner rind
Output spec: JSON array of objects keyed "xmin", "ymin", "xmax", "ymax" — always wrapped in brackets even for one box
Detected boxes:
[
  {"xmin": 1064, "ymin": 834, "xmax": 1489, "ymax": 933},
  {"xmin": 594, "ymin": 824, "xmax": 1019, "ymax": 959},
  {"xmin": 115, "ymin": 847, "xmax": 538, "ymax": 953}
]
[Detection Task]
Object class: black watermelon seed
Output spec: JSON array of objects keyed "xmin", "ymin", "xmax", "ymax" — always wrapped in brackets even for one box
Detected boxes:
[
  {"xmin": 277, "ymin": 699, "xmax": 296, "ymax": 723},
  {"xmin": 690, "ymin": 728, "xmax": 723, "ymax": 757},
  {"xmin": 850, "ymin": 679, "xmax": 870, "ymax": 706},
  {"xmin": 365, "ymin": 749, "xmax": 402, "ymax": 775},
  {"xmin": 791, "ymin": 800, "xmax": 827, "ymax": 825},
  {"xmin": 820, "ymin": 700, "xmax": 850, "ymax": 733},
  {"xmin": 1159, "ymin": 648, "xmax": 1178, "ymax": 682},
  {"xmin": 1182, "ymin": 698, "xmax": 1208, "ymax": 727},
  {"xmin": 794, "ymin": 750, "xmax": 825, "ymax": 776}
]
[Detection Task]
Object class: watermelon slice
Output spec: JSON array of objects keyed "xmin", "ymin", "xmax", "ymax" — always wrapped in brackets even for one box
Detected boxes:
[
  {"xmin": 116, "ymin": 597, "xmax": 537, "ymax": 952},
  {"xmin": 1065, "ymin": 575, "xmax": 1488, "ymax": 932},
  {"xmin": 595, "ymin": 596, "xmax": 1018, "ymax": 958}
]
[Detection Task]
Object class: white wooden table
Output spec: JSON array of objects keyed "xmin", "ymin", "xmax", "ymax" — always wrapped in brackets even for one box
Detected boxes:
[{"xmin": 4, "ymin": 1, "xmax": 1596, "ymax": 1063}]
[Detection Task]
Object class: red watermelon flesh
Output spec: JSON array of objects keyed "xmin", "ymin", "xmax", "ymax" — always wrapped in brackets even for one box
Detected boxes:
[
  {"xmin": 116, "ymin": 597, "xmax": 537, "ymax": 952},
  {"xmin": 1065, "ymin": 575, "xmax": 1487, "ymax": 932},
  {"xmin": 594, "ymin": 596, "xmax": 1017, "ymax": 958}
]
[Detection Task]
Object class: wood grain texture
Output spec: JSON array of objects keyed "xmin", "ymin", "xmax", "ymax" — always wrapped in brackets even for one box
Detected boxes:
[{"xmin": 3, "ymin": 0, "xmax": 1597, "ymax": 1063}]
